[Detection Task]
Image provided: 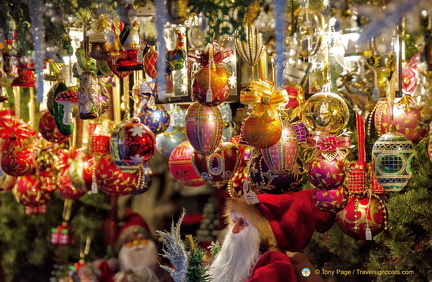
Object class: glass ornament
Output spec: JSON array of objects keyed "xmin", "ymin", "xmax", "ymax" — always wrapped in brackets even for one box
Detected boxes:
[
  {"xmin": 67, "ymin": 153, "xmax": 95, "ymax": 192},
  {"xmin": 193, "ymin": 65, "xmax": 230, "ymax": 107},
  {"xmin": 156, "ymin": 126, "xmax": 187, "ymax": 158},
  {"xmin": 372, "ymin": 131, "xmax": 415, "ymax": 192},
  {"xmin": 137, "ymin": 102, "xmax": 170, "ymax": 135},
  {"xmin": 302, "ymin": 92, "xmax": 349, "ymax": 135},
  {"xmin": 38, "ymin": 110, "xmax": 70, "ymax": 143},
  {"xmin": 308, "ymin": 154, "xmax": 346, "ymax": 190},
  {"xmin": 13, "ymin": 174, "xmax": 51, "ymax": 208},
  {"xmin": 313, "ymin": 186, "xmax": 348, "ymax": 213},
  {"xmin": 241, "ymin": 112, "xmax": 282, "ymax": 149}
]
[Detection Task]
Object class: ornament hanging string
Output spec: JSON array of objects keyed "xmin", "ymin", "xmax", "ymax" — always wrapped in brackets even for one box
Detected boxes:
[{"xmin": 30, "ymin": 0, "xmax": 45, "ymax": 103}]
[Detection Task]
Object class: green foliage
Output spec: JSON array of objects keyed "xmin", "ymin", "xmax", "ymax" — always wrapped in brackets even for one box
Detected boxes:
[{"xmin": 185, "ymin": 238, "xmax": 211, "ymax": 282}]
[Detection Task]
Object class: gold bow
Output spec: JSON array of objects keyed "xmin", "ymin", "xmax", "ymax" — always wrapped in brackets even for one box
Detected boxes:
[{"xmin": 240, "ymin": 79, "xmax": 288, "ymax": 118}]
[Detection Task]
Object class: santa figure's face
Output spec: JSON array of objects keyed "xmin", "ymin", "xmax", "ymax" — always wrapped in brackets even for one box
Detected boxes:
[
  {"xmin": 118, "ymin": 233, "xmax": 159, "ymax": 271},
  {"xmin": 209, "ymin": 212, "xmax": 261, "ymax": 282}
]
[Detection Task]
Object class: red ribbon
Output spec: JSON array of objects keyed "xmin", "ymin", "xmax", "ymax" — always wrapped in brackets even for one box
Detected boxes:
[
  {"xmin": 0, "ymin": 110, "xmax": 36, "ymax": 149},
  {"xmin": 307, "ymin": 135, "xmax": 351, "ymax": 152},
  {"xmin": 187, "ymin": 42, "xmax": 234, "ymax": 67}
]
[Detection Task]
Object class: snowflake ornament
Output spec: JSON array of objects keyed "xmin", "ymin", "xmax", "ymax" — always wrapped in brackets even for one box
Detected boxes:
[{"xmin": 129, "ymin": 125, "xmax": 146, "ymax": 137}]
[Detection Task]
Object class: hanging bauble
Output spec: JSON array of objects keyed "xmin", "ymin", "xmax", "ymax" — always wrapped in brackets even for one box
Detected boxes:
[
  {"xmin": 67, "ymin": 153, "xmax": 95, "ymax": 192},
  {"xmin": 313, "ymin": 186, "xmax": 348, "ymax": 213},
  {"xmin": 261, "ymin": 121, "xmax": 298, "ymax": 175},
  {"xmin": 168, "ymin": 141, "xmax": 206, "ymax": 187},
  {"xmin": 0, "ymin": 167, "xmax": 16, "ymax": 193},
  {"xmin": 302, "ymin": 92, "xmax": 349, "ymax": 135},
  {"xmin": 372, "ymin": 131, "xmax": 415, "ymax": 192},
  {"xmin": 374, "ymin": 95, "xmax": 428, "ymax": 143},
  {"xmin": 57, "ymin": 170, "xmax": 85, "ymax": 200},
  {"xmin": 1, "ymin": 141, "xmax": 36, "ymax": 177},
  {"xmin": 13, "ymin": 174, "xmax": 51, "ymax": 211},
  {"xmin": 241, "ymin": 112, "xmax": 282, "ymax": 149},
  {"xmin": 132, "ymin": 163, "xmax": 153, "ymax": 195},
  {"xmin": 249, "ymin": 152, "xmax": 302, "ymax": 194},
  {"xmin": 108, "ymin": 59, "xmax": 133, "ymax": 78},
  {"xmin": 287, "ymin": 7, "xmax": 326, "ymax": 57},
  {"xmin": 193, "ymin": 65, "xmax": 230, "ymax": 106},
  {"xmin": 143, "ymin": 46, "xmax": 158, "ymax": 79},
  {"xmin": 192, "ymin": 142, "xmax": 240, "ymax": 188},
  {"xmin": 156, "ymin": 126, "xmax": 187, "ymax": 157},
  {"xmin": 38, "ymin": 110, "xmax": 70, "ymax": 143},
  {"xmin": 227, "ymin": 170, "xmax": 249, "ymax": 198},
  {"xmin": 308, "ymin": 154, "xmax": 346, "ymax": 190},
  {"xmin": 95, "ymin": 154, "xmax": 141, "ymax": 196},
  {"xmin": 137, "ymin": 103, "xmax": 170, "ymax": 135},
  {"xmin": 185, "ymin": 102, "xmax": 224, "ymax": 155},
  {"xmin": 120, "ymin": 21, "xmax": 141, "ymax": 50},
  {"xmin": 77, "ymin": 71, "xmax": 109, "ymax": 120},
  {"xmin": 113, "ymin": 117, "xmax": 156, "ymax": 171},
  {"xmin": 10, "ymin": 68, "xmax": 35, "ymax": 87},
  {"xmin": 336, "ymin": 194, "xmax": 387, "ymax": 240}
]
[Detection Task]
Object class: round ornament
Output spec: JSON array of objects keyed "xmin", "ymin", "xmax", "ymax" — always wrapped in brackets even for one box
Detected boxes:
[
  {"xmin": 57, "ymin": 170, "xmax": 85, "ymax": 200},
  {"xmin": 38, "ymin": 110, "xmax": 70, "ymax": 143},
  {"xmin": 1, "ymin": 141, "xmax": 36, "ymax": 177},
  {"xmin": 372, "ymin": 131, "xmax": 415, "ymax": 192},
  {"xmin": 143, "ymin": 47, "xmax": 158, "ymax": 79},
  {"xmin": 193, "ymin": 65, "xmax": 230, "ymax": 106},
  {"xmin": 313, "ymin": 186, "xmax": 348, "ymax": 213},
  {"xmin": 156, "ymin": 126, "xmax": 187, "ymax": 157},
  {"xmin": 185, "ymin": 102, "xmax": 224, "ymax": 155},
  {"xmin": 0, "ymin": 167, "xmax": 16, "ymax": 193},
  {"xmin": 137, "ymin": 104, "xmax": 170, "ymax": 135},
  {"xmin": 67, "ymin": 153, "xmax": 95, "ymax": 192},
  {"xmin": 249, "ymin": 152, "xmax": 302, "ymax": 194},
  {"xmin": 302, "ymin": 92, "xmax": 349, "ymax": 135},
  {"xmin": 192, "ymin": 142, "xmax": 240, "ymax": 188},
  {"xmin": 241, "ymin": 112, "xmax": 282, "ymax": 149},
  {"xmin": 95, "ymin": 154, "xmax": 142, "ymax": 196},
  {"xmin": 374, "ymin": 95, "xmax": 428, "ymax": 143},
  {"xmin": 336, "ymin": 194, "xmax": 386, "ymax": 240},
  {"xmin": 13, "ymin": 174, "xmax": 52, "ymax": 207},
  {"xmin": 261, "ymin": 121, "xmax": 298, "ymax": 175},
  {"xmin": 168, "ymin": 141, "xmax": 206, "ymax": 187},
  {"xmin": 308, "ymin": 154, "xmax": 346, "ymax": 190}
]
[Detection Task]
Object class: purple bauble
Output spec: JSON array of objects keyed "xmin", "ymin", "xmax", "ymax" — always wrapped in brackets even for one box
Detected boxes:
[
  {"xmin": 138, "ymin": 104, "xmax": 170, "ymax": 135},
  {"xmin": 308, "ymin": 155, "xmax": 346, "ymax": 190},
  {"xmin": 313, "ymin": 186, "xmax": 348, "ymax": 213}
]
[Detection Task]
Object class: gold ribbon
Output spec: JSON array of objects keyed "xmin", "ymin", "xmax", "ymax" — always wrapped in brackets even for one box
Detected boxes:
[{"xmin": 240, "ymin": 79, "xmax": 288, "ymax": 118}]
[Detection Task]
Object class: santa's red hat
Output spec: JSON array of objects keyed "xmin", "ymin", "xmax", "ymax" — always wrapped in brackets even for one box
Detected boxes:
[
  {"xmin": 225, "ymin": 189, "xmax": 335, "ymax": 252},
  {"xmin": 116, "ymin": 210, "xmax": 151, "ymax": 252}
]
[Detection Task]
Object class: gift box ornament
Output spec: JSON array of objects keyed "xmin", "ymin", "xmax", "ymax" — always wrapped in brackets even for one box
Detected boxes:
[{"xmin": 51, "ymin": 225, "xmax": 74, "ymax": 245}]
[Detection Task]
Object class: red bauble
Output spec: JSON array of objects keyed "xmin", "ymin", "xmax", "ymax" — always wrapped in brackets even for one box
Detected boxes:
[
  {"xmin": 67, "ymin": 153, "xmax": 95, "ymax": 192},
  {"xmin": 57, "ymin": 170, "xmax": 85, "ymax": 200},
  {"xmin": 1, "ymin": 142, "xmax": 36, "ymax": 177},
  {"xmin": 227, "ymin": 169, "xmax": 249, "ymax": 198},
  {"xmin": 168, "ymin": 141, "xmax": 206, "ymax": 187},
  {"xmin": 12, "ymin": 174, "xmax": 52, "ymax": 207},
  {"xmin": 374, "ymin": 95, "xmax": 429, "ymax": 143},
  {"xmin": 313, "ymin": 186, "xmax": 348, "ymax": 213},
  {"xmin": 143, "ymin": 48, "xmax": 158, "ymax": 79},
  {"xmin": 193, "ymin": 65, "xmax": 230, "ymax": 106},
  {"xmin": 230, "ymin": 135, "xmax": 252, "ymax": 174},
  {"xmin": 38, "ymin": 110, "xmax": 70, "ymax": 143},
  {"xmin": 185, "ymin": 102, "xmax": 224, "ymax": 155},
  {"xmin": 336, "ymin": 194, "xmax": 386, "ymax": 240},
  {"xmin": 95, "ymin": 154, "xmax": 140, "ymax": 196},
  {"xmin": 192, "ymin": 142, "xmax": 240, "ymax": 188},
  {"xmin": 241, "ymin": 113, "xmax": 282, "ymax": 149},
  {"xmin": 308, "ymin": 155, "xmax": 346, "ymax": 190}
]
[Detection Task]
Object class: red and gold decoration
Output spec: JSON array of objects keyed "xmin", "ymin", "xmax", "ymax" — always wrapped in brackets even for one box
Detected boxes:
[
  {"xmin": 51, "ymin": 200, "xmax": 74, "ymax": 245},
  {"xmin": 307, "ymin": 155, "xmax": 346, "ymax": 190},
  {"xmin": 12, "ymin": 174, "xmax": 52, "ymax": 215},
  {"xmin": 185, "ymin": 102, "xmax": 224, "ymax": 155},
  {"xmin": 67, "ymin": 152, "xmax": 95, "ymax": 193},
  {"xmin": 143, "ymin": 46, "xmax": 158, "ymax": 79},
  {"xmin": 38, "ymin": 110, "xmax": 69, "ymax": 143},
  {"xmin": 168, "ymin": 140, "xmax": 206, "ymax": 187},
  {"xmin": 313, "ymin": 186, "xmax": 348, "ymax": 213},
  {"xmin": 192, "ymin": 142, "xmax": 240, "ymax": 188},
  {"xmin": 10, "ymin": 68, "xmax": 36, "ymax": 87}
]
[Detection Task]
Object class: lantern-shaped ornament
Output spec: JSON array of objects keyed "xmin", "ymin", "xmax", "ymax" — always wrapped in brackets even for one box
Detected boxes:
[
  {"xmin": 192, "ymin": 142, "xmax": 240, "ymax": 188},
  {"xmin": 372, "ymin": 130, "xmax": 415, "ymax": 192},
  {"xmin": 336, "ymin": 194, "xmax": 387, "ymax": 240},
  {"xmin": 185, "ymin": 102, "xmax": 224, "ymax": 155},
  {"xmin": 302, "ymin": 92, "xmax": 349, "ymax": 135},
  {"xmin": 156, "ymin": 126, "xmax": 187, "ymax": 157},
  {"xmin": 168, "ymin": 141, "xmax": 206, "ymax": 187},
  {"xmin": 313, "ymin": 186, "xmax": 348, "ymax": 213},
  {"xmin": 13, "ymin": 174, "xmax": 52, "ymax": 214},
  {"xmin": 261, "ymin": 121, "xmax": 298, "ymax": 175},
  {"xmin": 308, "ymin": 154, "xmax": 346, "ymax": 190}
]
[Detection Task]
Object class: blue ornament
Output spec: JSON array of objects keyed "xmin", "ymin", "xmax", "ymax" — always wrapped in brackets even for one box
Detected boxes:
[
  {"xmin": 156, "ymin": 126, "xmax": 187, "ymax": 157},
  {"xmin": 137, "ymin": 104, "xmax": 170, "ymax": 135}
]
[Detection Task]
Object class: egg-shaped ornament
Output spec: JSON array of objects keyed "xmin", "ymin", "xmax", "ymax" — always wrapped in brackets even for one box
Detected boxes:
[
  {"xmin": 156, "ymin": 126, "xmax": 188, "ymax": 157},
  {"xmin": 67, "ymin": 153, "xmax": 95, "ymax": 192},
  {"xmin": 249, "ymin": 151, "xmax": 302, "ymax": 194},
  {"xmin": 336, "ymin": 194, "xmax": 387, "ymax": 240},
  {"xmin": 193, "ymin": 65, "xmax": 230, "ymax": 106},
  {"xmin": 308, "ymin": 154, "xmax": 346, "ymax": 190},
  {"xmin": 185, "ymin": 102, "xmax": 224, "ymax": 155},
  {"xmin": 230, "ymin": 135, "xmax": 252, "ymax": 174},
  {"xmin": 372, "ymin": 130, "xmax": 415, "ymax": 192},
  {"xmin": 313, "ymin": 186, "xmax": 348, "ymax": 213},
  {"xmin": 241, "ymin": 112, "xmax": 283, "ymax": 149},
  {"xmin": 95, "ymin": 154, "xmax": 142, "ymax": 196},
  {"xmin": 302, "ymin": 92, "xmax": 349, "ymax": 135},
  {"xmin": 287, "ymin": 7, "xmax": 326, "ymax": 58},
  {"xmin": 168, "ymin": 141, "xmax": 206, "ymax": 187},
  {"xmin": 38, "ymin": 110, "xmax": 70, "ymax": 143},
  {"xmin": 13, "ymin": 174, "xmax": 52, "ymax": 213},
  {"xmin": 143, "ymin": 46, "xmax": 158, "ymax": 79},
  {"xmin": 192, "ymin": 142, "xmax": 240, "ymax": 188},
  {"xmin": 115, "ymin": 117, "xmax": 156, "ymax": 172},
  {"xmin": 137, "ymin": 100, "xmax": 170, "ymax": 135},
  {"xmin": 374, "ymin": 95, "xmax": 428, "ymax": 143},
  {"xmin": 261, "ymin": 121, "xmax": 298, "ymax": 175}
]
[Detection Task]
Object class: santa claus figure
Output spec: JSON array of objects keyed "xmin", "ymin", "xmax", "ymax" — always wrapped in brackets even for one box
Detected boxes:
[{"xmin": 209, "ymin": 189, "xmax": 334, "ymax": 282}]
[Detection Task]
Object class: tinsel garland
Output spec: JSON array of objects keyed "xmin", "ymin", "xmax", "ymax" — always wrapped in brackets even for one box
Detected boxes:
[
  {"xmin": 155, "ymin": 0, "xmax": 167, "ymax": 101},
  {"xmin": 30, "ymin": 0, "xmax": 45, "ymax": 103},
  {"xmin": 273, "ymin": 0, "xmax": 286, "ymax": 87}
]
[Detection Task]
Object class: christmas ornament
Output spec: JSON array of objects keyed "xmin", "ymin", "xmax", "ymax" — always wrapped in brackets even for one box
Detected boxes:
[
  {"xmin": 89, "ymin": 42, "xmax": 110, "ymax": 61},
  {"xmin": 10, "ymin": 68, "xmax": 35, "ymax": 87},
  {"xmin": 372, "ymin": 130, "xmax": 415, "ymax": 192},
  {"xmin": 132, "ymin": 163, "xmax": 152, "ymax": 195},
  {"xmin": 235, "ymin": 23, "xmax": 265, "ymax": 66},
  {"xmin": 38, "ymin": 110, "xmax": 70, "ymax": 143},
  {"xmin": 230, "ymin": 135, "xmax": 252, "ymax": 174},
  {"xmin": 89, "ymin": 121, "xmax": 112, "ymax": 156},
  {"xmin": 292, "ymin": 121, "xmax": 309, "ymax": 143},
  {"xmin": 261, "ymin": 120, "xmax": 298, "ymax": 175},
  {"xmin": 156, "ymin": 126, "xmax": 187, "ymax": 157},
  {"xmin": 400, "ymin": 67, "xmax": 419, "ymax": 95},
  {"xmin": 13, "ymin": 174, "xmax": 52, "ymax": 214},
  {"xmin": 185, "ymin": 102, "xmax": 224, "ymax": 155},
  {"xmin": 168, "ymin": 140, "xmax": 206, "ymax": 187},
  {"xmin": 57, "ymin": 170, "xmax": 85, "ymax": 200},
  {"xmin": 374, "ymin": 95, "xmax": 428, "ymax": 143},
  {"xmin": 34, "ymin": 140, "xmax": 57, "ymax": 191},
  {"xmin": 143, "ymin": 46, "xmax": 158, "ymax": 79},
  {"xmin": 95, "ymin": 154, "xmax": 145, "ymax": 196},
  {"xmin": 192, "ymin": 142, "xmax": 240, "ymax": 188},
  {"xmin": 306, "ymin": 134, "xmax": 351, "ymax": 162},
  {"xmin": 67, "ymin": 152, "xmax": 95, "ymax": 192},
  {"xmin": 166, "ymin": 29, "xmax": 186, "ymax": 71},
  {"xmin": 108, "ymin": 59, "xmax": 133, "ymax": 78},
  {"xmin": 50, "ymin": 82, "xmax": 74, "ymax": 136},
  {"xmin": 115, "ymin": 50, "xmax": 144, "ymax": 71},
  {"xmin": 241, "ymin": 112, "xmax": 282, "ymax": 149},
  {"xmin": 77, "ymin": 71, "xmax": 109, "ymax": 120},
  {"xmin": 313, "ymin": 186, "xmax": 348, "ymax": 213},
  {"xmin": 227, "ymin": 169, "xmax": 249, "ymax": 199},
  {"xmin": 120, "ymin": 21, "xmax": 141, "ymax": 50},
  {"xmin": 307, "ymin": 154, "xmax": 346, "ymax": 190},
  {"xmin": 336, "ymin": 194, "xmax": 387, "ymax": 240},
  {"xmin": 302, "ymin": 91, "xmax": 349, "ymax": 135},
  {"xmin": 136, "ymin": 95, "xmax": 170, "ymax": 135},
  {"xmin": 249, "ymin": 151, "xmax": 302, "ymax": 194},
  {"xmin": 51, "ymin": 224, "xmax": 74, "ymax": 245},
  {"xmin": 55, "ymin": 90, "xmax": 78, "ymax": 125}
]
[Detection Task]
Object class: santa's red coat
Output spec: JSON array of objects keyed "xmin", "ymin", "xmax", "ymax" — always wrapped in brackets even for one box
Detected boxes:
[{"xmin": 248, "ymin": 251, "xmax": 297, "ymax": 282}]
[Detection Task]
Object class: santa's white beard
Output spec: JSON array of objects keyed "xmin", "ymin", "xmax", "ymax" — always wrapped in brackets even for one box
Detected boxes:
[
  {"xmin": 209, "ymin": 223, "xmax": 261, "ymax": 282},
  {"xmin": 118, "ymin": 240, "xmax": 159, "ymax": 271}
]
